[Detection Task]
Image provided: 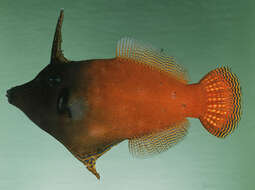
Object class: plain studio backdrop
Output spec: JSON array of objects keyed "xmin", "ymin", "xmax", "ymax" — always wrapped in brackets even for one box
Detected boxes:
[{"xmin": 0, "ymin": 0, "xmax": 254, "ymax": 190}]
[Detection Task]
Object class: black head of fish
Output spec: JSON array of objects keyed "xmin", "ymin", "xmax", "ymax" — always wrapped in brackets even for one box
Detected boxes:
[
  {"xmin": 8, "ymin": 63, "xmax": 74, "ymax": 135},
  {"xmin": 6, "ymin": 10, "xmax": 90, "ymax": 144}
]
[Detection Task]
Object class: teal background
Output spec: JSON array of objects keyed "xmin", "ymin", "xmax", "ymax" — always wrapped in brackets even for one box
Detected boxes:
[{"xmin": 0, "ymin": 0, "xmax": 254, "ymax": 189}]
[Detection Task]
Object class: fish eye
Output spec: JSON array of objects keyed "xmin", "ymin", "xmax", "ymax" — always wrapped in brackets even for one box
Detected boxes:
[
  {"xmin": 48, "ymin": 75, "xmax": 62, "ymax": 87},
  {"xmin": 57, "ymin": 88, "xmax": 72, "ymax": 118}
]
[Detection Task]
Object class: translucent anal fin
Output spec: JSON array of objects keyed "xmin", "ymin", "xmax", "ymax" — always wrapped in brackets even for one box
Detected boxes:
[{"xmin": 128, "ymin": 120, "xmax": 189, "ymax": 158}]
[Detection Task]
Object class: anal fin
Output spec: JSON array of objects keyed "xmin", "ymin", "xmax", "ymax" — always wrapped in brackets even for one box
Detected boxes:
[{"xmin": 128, "ymin": 120, "xmax": 189, "ymax": 158}]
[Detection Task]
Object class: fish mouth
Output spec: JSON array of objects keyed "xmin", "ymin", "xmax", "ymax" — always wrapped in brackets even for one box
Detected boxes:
[
  {"xmin": 6, "ymin": 87, "xmax": 14, "ymax": 104},
  {"xmin": 6, "ymin": 85, "xmax": 30, "ymax": 108}
]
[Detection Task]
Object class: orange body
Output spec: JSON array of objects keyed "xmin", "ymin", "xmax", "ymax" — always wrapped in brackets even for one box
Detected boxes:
[{"xmin": 85, "ymin": 58, "xmax": 205, "ymax": 141}]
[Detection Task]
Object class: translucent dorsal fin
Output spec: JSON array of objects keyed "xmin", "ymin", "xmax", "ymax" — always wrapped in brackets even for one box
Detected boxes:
[
  {"xmin": 116, "ymin": 37, "xmax": 188, "ymax": 83},
  {"xmin": 128, "ymin": 120, "xmax": 189, "ymax": 158}
]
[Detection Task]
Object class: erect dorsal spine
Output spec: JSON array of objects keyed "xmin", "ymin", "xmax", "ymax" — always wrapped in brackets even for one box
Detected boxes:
[{"xmin": 50, "ymin": 10, "xmax": 69, "ymax": 64}]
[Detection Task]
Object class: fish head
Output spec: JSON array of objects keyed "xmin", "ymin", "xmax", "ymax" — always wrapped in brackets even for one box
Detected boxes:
[
  {"xmin": 6, "ymin": 10, "xmax": 91, "ymax": 144},
  {"xmin": 6, "ymin": 61, "xmax": 89, "ymax": 142}
]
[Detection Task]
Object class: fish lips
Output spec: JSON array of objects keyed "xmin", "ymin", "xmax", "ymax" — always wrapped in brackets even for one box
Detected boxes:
[
  {"xmin": 6, "ymin": 79, "xmax": 34, "ymax": 106},
  {"xmin": 6, "ymin": 88, "xmax": 13, "ymax": 104},
  {"xmin": 6, "ymin": 86, "xmax": 22, "ymax": 106}
]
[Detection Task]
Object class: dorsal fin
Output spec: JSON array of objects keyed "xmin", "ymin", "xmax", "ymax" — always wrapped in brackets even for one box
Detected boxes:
[
  {"xmin": 128, "ymin": 120, "xmax": 189, "ymax": 158},
  {"xmin": 50, "ymin": 10, "xmax": 69, "ymax": 64},
  {"xmin": 116, "ymin": 37, "xmax": 188, "ymax": 83}
]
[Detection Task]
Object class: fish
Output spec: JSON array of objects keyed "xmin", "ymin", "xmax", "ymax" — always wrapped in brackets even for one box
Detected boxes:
[{"xmin": 6, "ymin": 10, "xmax": 242, "ymax": 180}]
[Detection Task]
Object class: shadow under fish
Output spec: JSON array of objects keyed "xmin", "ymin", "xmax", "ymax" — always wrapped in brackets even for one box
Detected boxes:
[{"xmin": 6, "ymin": 10, "xmax": 242, "ymax": 179}]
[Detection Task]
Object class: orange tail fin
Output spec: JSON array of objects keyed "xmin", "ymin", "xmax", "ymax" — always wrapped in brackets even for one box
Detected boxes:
[{"xmin": 199, "ymin": 67, "xmax": 241, "ymax": 138}]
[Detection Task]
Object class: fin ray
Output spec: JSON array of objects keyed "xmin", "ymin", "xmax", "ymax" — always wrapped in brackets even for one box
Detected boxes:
[
  {"xmin": 128, "ymin": 120, "xmax": 189, "ymax": 158},
  {"xmin": 116, "ymin": 37, "xmax": 188, "ymax": 83},
  {"xmin": 199, "ymin": 67, "xmax": 241, "ymax": 138}
]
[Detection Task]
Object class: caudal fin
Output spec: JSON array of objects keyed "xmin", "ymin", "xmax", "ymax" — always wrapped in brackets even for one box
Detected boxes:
[{"xmin": 199, "ymin": 67, "xmax": 241, "ymax": 138}]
